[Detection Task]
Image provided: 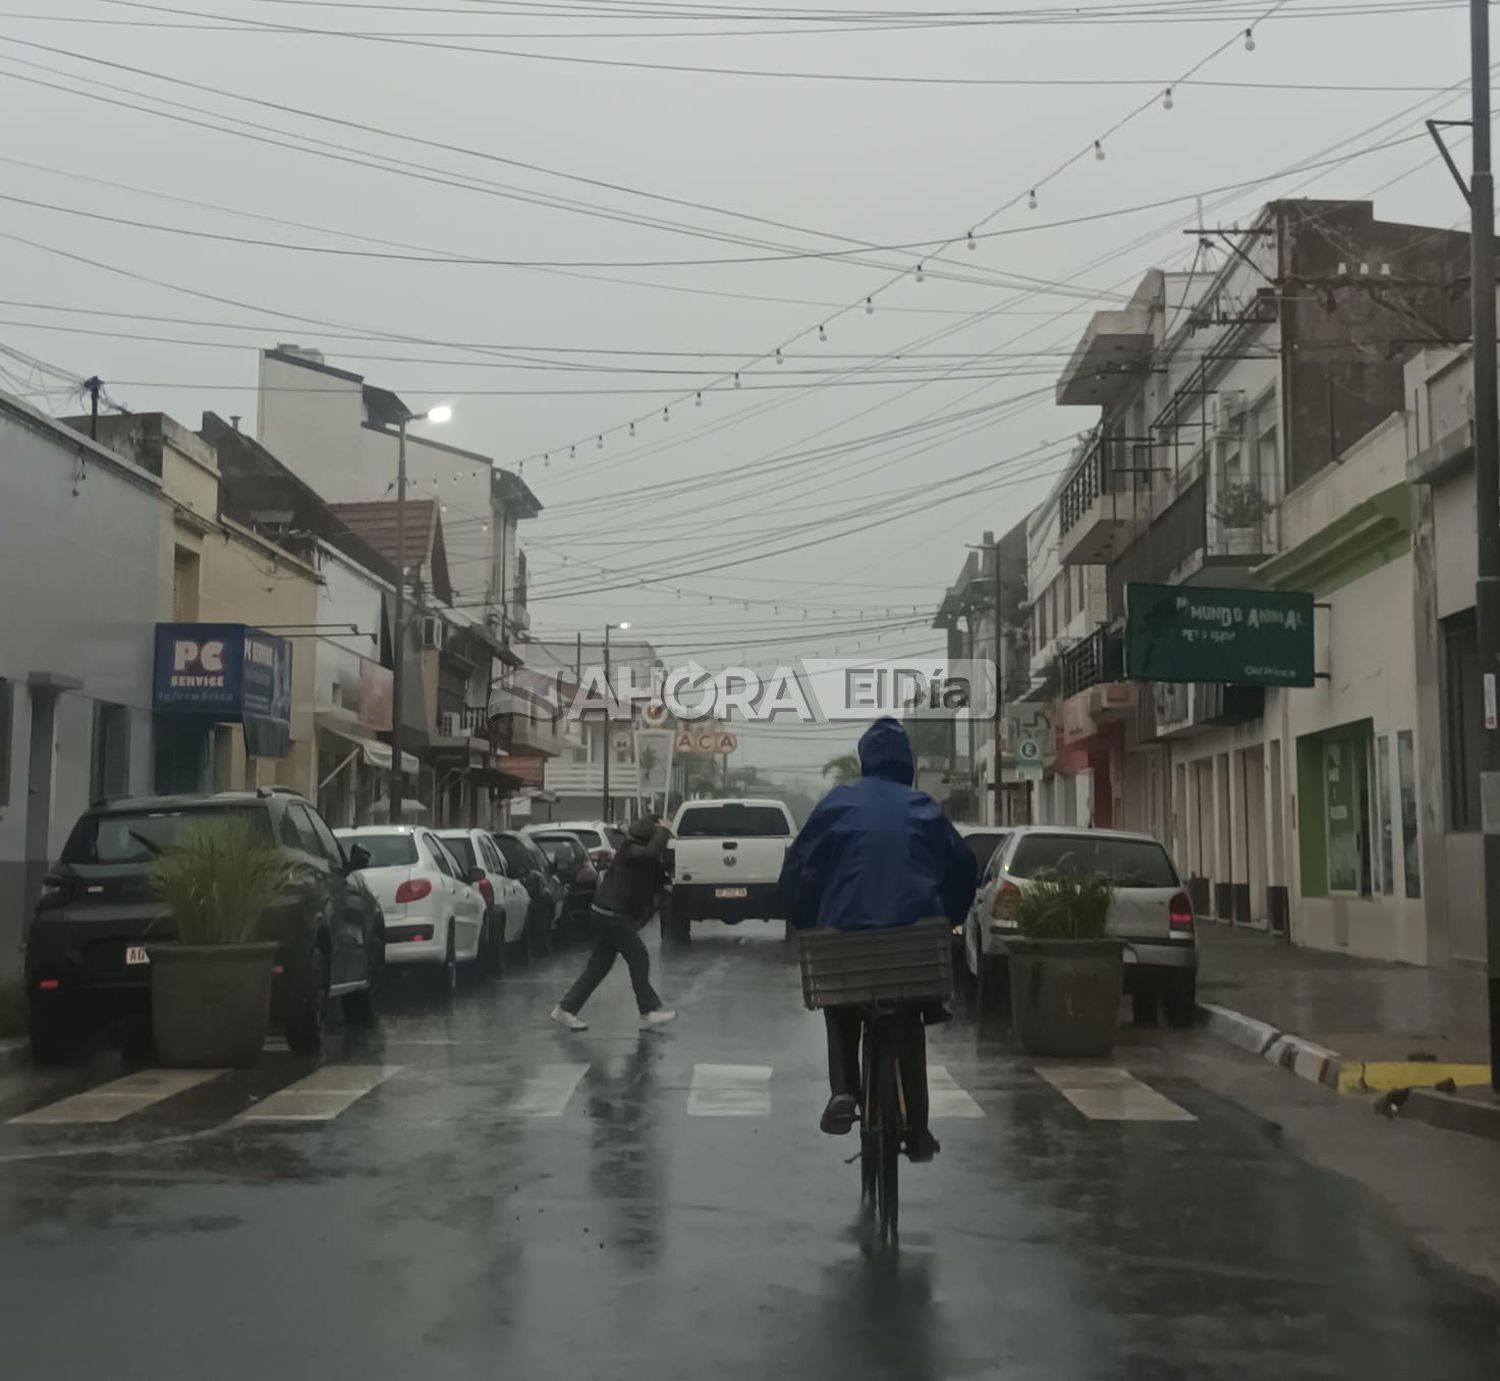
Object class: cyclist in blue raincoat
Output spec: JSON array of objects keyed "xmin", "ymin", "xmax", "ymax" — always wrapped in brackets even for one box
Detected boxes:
[{"xmin": 779, "ymin": 716, "xmax": 977, "ymax": 1161}]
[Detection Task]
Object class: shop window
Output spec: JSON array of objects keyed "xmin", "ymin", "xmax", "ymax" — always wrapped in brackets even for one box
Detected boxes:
[
  {"xmin": 1323, "ymin": 726, "xmax": 1372, "ymax": 896},
  {"xmin": 1442, "ymin": 611, "xmax": 1481, "ymax": 831}
]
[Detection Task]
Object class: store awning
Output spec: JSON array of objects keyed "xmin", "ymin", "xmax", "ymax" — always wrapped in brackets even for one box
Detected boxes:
[{"xmin": 317, "ymin": 713, "xmax": 418, "ymax": 776}]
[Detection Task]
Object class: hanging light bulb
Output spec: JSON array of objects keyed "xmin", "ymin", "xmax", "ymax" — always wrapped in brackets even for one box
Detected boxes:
[
  {"xmin": 544, "ymin": 455, "xmax": 551, "ymax": 468},
  {"xmin": 695, "ymin": 391, "xmax": 703, "ymax": 407},
  {"xmin": 663, "ymin": 406, "xmax": 670, "ymax": 422},
  {"xmin": 597, "ymin": 435, "xmax": 603, "ymax": 449},
  {"xmin": 569, "ymin": 444, "xmax": 576, "ymax": 458},
  {"xmin": 1028, "ymin": 189, "xmax": 1038, "ymax": 210},
  {"xmin": 1094, "ymin": 139, "xmax": 1105, "ymax": 161},
  {"xmin": 775, "ymin": 348, "xmax": 784, "ymax": 366},
  {"xmin": 1162, "ymin": 87, "xmax": 1174, "ymax": 110},
  {"xmin": 865, "ymin": 296, "xmax": 875, "ymax": 315},
  {"xmin": 966, "ymin": 229, "xmax": 977, "ymax": 251},
  {"xmin": 818, "ymin": 324, "xmax": 828, "ymax": 342},
  {"xmin": 915, "ymin": 262, "xmax": 926, "ymax": 282},
  {"xmin": 733, "ymin": 372, "xmax": 742, "ymax": 388},
  {"xmin": 1243, "ymin": 25, "xmax": 1255, "ymax": 49}
]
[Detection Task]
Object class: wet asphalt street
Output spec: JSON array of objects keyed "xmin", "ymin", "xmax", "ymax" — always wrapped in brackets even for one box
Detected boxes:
[{"xmin": 3, "ymin": 923, "xmax": 1500, "ymax": 1381}]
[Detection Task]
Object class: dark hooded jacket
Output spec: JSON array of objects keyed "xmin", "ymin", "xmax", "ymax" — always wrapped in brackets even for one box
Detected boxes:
[
  {"xmin": 778, "ymin": 717, "xmax": 977, "ymax": 932},
  {"xmin": 592, "ymin": 817, "xmax": 670, "ymax": 921}
]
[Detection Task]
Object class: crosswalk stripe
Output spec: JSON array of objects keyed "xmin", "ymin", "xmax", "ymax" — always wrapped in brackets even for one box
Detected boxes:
[
  {"xmin": 239, "ymin": 1065, "xmax": 403, "ymax": 1123},
  {"xmin": 688, "ymin": 1063, "xmax": 772, "ymax": 1116},
  {"xmin": 1036, "ymin": 1065, "xmax": 1195, "ymax": 1122},
  {"xmin": 506, "ymin": 1062, "xmax": 591, "ymax": 1118},
  {"xmin": 928, "ymin": 1064, "xmax": 985, "ymax": 1119},
  {"xmin": 9, "ymin": 1068, "xmax": 225, "ymax": 1126}
]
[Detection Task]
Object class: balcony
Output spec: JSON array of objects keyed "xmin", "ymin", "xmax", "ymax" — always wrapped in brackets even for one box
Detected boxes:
[
  {"xmin": 1055, "ymin": 301, "xmax": 1153, "ymax": 408},
  {"xmin": 495, "ymin": 712, "xmax": 564, "ymax": 757},
  {"xmin": 544, "ymin": 761, "xmax": 639, "ymax": 797},
  {"xmin": 1058, "ymin": 435, "xmax": 1150, "ymax": 566}
]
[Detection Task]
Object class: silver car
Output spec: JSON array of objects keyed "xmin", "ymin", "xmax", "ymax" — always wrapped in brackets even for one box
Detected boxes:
[{"xmin": 962, "ymin": 825, "xmax": 1198, "ymax": 1027}]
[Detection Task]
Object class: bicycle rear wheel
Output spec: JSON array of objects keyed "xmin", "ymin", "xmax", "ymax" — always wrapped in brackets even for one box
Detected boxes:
[{"xmin": 871, "ymin": 1034, "xmax": 901, "ymax": 1243}]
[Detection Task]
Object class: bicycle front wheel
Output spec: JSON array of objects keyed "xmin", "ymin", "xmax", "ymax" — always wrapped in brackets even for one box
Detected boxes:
[{"xmin": 872, "ymin": 1042, "xmax": 901, "ymax": 1243}]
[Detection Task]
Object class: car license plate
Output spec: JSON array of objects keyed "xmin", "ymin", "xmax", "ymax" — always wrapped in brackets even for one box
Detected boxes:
[
  {"xmin": 715, "ymin": 887, "xmax": 748, "ymax": 899},
  {"xmin": 125, "ymin": 946, "xmax": 150, "ymax": 966}
]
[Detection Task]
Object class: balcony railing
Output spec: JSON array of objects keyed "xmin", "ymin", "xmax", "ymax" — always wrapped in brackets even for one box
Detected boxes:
[
  {"xmin": 1059, "ymin": 438, "xmax": 1108, "ymax": 537},
  {"xmin": 1058, "ymin": 628, "xmax": 1120, "ymax": 700}
]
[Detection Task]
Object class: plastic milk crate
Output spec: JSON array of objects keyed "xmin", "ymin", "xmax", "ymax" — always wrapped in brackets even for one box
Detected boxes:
[{"xmin": 798, "ymin": 919, "xmax": 954, "ymax": 1011}]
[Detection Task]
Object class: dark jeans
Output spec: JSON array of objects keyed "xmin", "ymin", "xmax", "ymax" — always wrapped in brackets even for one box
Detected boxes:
[
  {"xmin": 824, "ymin": 1006, "xmax": 929, "ymax": 1134},
  {"xmin": 560, "ymin": 907, "xmax": 661, "ymax": 1016}
]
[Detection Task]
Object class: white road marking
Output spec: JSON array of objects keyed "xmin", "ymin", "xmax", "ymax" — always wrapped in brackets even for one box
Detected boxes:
[
  {"xmin": 1036, "ymin": 1065, "xmax": 1196, "ymax": 1122},
  {"xmin": 687, "ymin": 1063, "xmax": 772, "ymax": 1116},
  {"xmin": 10, "ymin": 1068, "xmax": 225, "ymax": 1126},
  {"xmin": 239, "ymin": 1065, "xmax": 403, "ymax": 1123},
  {"xmin": 927, "ymin": 1064, "xmax": 985, "ymax": 1119},
  {"xmin": 506, "ymin": 1062, "xmax": 591, "ymax": 1118}
]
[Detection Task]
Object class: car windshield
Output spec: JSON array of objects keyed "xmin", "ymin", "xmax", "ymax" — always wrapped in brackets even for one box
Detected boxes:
[
  {"xmin": 1007, "ymin": 834, "xmax": 1179, "ymax": 888},
  {"xmin": 675, "ymin": 805, "xmax": 790, "ymax": 838},
  {"xmin": 964, "ymin": 831, "xmax": 1008, "ymax": 873},
  {"xmin": 563, "ymin": 827, "xmax": 603, "ymax": 849},
  {"xmin": 62, "ymin": 805, "xmax": 272, "ymax": 865},
  {"xmin": 440, "ymin": 835, "xmax": 478, "ymax": 871},
  {"xmin": 342, "ymin": 833, "xmax": 417, "ymax": 868}
]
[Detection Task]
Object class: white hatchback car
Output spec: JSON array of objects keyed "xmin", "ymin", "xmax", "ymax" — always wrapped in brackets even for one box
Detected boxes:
[
  {"xmin": 435, "ymin": 828, "xmax": 529, "ymax": 965},
  {"xmin": 962, "ymin": 825, "xmax": 1198, "ymax": 1027},
  {"xmin": 956, "ymin": 824, "xmax": 1011, "ymax": 947},
  {"xmin": 524, "ymin": 820, "xmax": 624, "ymax": 874},
  {"xmin": 336, "ymin": 826, "xmax": 487, "ymax": 978}
]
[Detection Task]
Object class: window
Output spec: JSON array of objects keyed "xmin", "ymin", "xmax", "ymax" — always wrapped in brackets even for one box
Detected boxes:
[
  {"xmin": 279, "ymin": 809, "xmax": 305, "ymax": 852},
  {"xmin": 560, "ymin": 827, "xmax": 603, "ymax": 849},
  {"xmin": 1062, "ymin": 571, "xmax": 1073, "ymax": 625},
  {"xmin": 425, "ymin": 834, "xmax": 457, "ymax": 878},
  {"xmin": 1442, "ymin": 612, "xmax": 1480, "ymax": 831},
  {"xmin": 482, "ymin": 838, "xmax": 508, "ymax": 875},
  {"xmin": 64, "ymin": 806, "xmax": 272, "ymax": 865},
  {"xmin": 300, "ymin": 805, "xmax": 344, "ymax": 867},
  {"xmin": 1374, "ymin": 734, "xmax": 1394, "ymax": 896},
  {"xmin": 1006, "ymin": 833, "xmax": 1178, "ymax": 887},
  {"xmin": 1399, "ymin": 730, "xmax": 1422, "ymax": 899},
  {"xmin": 438, "ymin": 834, "xmax": 478, "ymax": 873},
  {"xmin": 90, "ymin": 703, "xmax": 132, "ymax": 803},
  {"xmin": 283, "ymin": 804, "xmax": 326, "ymax": 861},
  {"xmin": 674, "ymin": 805, "xmax": 791, "ymax": 838},
  {"xmin": 962, "ymin": 831, "xmax": 1008, "ymax": 875},
  {"xmin": 341, "ymin": 833, "xmax": 417, "ymax": 868},
  {"xmin": 172, "ymin": 545, "xmax": 201, "ymax": 622},
  {"xmin": 0, "ymin": 677, "xmax": 12, "ymax": 808},
  {"xmin": 493, "ymin": 835, "xmax": 534, "ymax": 876}
]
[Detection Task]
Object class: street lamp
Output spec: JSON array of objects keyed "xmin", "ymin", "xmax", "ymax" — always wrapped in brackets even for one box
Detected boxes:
[
  {"xmin": 388, "ymin": 403, "xmax": 453, "ymax": 824},
  {"xmin": 602, "ymin": 621, "xmax": 631, "ymax": 822}
]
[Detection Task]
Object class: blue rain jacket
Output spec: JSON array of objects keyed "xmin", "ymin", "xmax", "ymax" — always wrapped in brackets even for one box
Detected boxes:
[{"xmin": 779, "ymin": 717, "xmax": 977, "ymax": 932}]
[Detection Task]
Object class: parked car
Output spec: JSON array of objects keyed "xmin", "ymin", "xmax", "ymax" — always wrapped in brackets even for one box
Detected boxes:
[
  {"xmin": 491, "ymin": 830, "xmax": 563, "ymax": 952},
  {"xmin": 335, "ymin": 826, "xmax": 486, "ymax": 983},
  {"xmin": 956, "ymin": 824, "xmax": 1011, "ymax": 951},
  {"xmin": 26, "ymin": 789, "xmax": 382, "ymax": 1063},
  {"xmin": 527, "ymin": 830, "xmax": 599, "ymax": 935},
  {"xmin": 961, "ymin": 825, "xmax": 1198, "ymax": 1026},
  {"xmin": 524, "ymin": 819, "xmax": 624, "ymax": 875},
  {"xmin": 666, "ymin": 798, "xmax": 795, "ymax": 943},
  {"xmin": 434, "ymin": 828, "xmax": 529, "ymax": 967}
]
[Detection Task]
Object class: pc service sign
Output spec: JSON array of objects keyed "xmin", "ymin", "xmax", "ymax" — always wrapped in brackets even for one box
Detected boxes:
[{"xmin": 153, "ymin": 623, "xmax": 293, "ymax": 757}]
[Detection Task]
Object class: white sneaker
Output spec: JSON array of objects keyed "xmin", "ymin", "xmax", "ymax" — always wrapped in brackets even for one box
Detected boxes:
[
  {"xmin": 640, "ymin": 1009, "xmax": 677, "ymax": 1029},
  {"xmin": 550, "ymin": 1005, "xmax": 588, "ymax": 1031}
]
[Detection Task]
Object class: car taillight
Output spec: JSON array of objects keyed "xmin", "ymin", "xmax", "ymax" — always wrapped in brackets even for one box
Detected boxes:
[
  {"xmin": 37, "ymin": 978, "xmax": 60, "ymax": 991},
  {"xmin": 1169, "ymin": 892, "xmax": 1194, "ymax": 935},
  {"xmin": 36, "ymin": 875, "xmax": 74, "ymax": 911},
  {"xmin": 395, "ymin": 878, "xmax": 432, "ymax": 904},
  {"xmin": 992, "ymin": 879, "xmax": 1021, "ymax": 923},
  {"xmin": 478, "ymin": 878, "xmax": 494, "ymax": 906}
]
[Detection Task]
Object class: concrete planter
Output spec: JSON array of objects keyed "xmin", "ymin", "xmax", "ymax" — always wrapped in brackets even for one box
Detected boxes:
[
  {"xmin": 1008, "ymin": 937, "xmax": 1124, "ymax": 1058},
  {"xmin": 148, "ymin": 942, "xmax": 278, "ymax": 1068}
]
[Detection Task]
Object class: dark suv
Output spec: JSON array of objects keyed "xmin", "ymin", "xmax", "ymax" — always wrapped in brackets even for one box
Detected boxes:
[{"xmin": 25, "ymin": 788, "xmax": 383, "ymax": 1062}]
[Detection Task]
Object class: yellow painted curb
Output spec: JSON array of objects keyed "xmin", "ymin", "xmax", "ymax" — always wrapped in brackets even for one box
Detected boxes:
[{"xmin": 1336, "ymin": 1062, "xmax": 1492, "ymax": 1095}]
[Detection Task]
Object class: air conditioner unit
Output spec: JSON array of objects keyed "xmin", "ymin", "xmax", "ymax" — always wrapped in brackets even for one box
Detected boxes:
[
  {"xmin": 1216, "ymin": 390, "xmax": 1247, "ymax": 436},
  {"xmin": 421, "ymin": 616, "xmax": 446, "ymax": 651},
  {"xmin": 439, "ymin": 711, "xmax": 463, "ymax": 738}
]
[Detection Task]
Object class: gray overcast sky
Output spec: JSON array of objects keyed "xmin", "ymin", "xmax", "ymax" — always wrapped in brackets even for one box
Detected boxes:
[{"xmin": 0, "ymin": 0, "xmax": 1474, "ymax": 781}]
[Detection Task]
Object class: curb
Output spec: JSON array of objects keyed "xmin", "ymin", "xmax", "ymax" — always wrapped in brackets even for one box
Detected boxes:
[
  {"xmin": 1198, "ymin": 1002, "xmax": 1342, "ymax": 1090},
  {"xmin": 1401, "ymin": 1087, "xmax": 1500, "ymax": 1142},
  {"xmin": 0, "ymin": 1039, "xmax": 28, "ymax": 1077}
]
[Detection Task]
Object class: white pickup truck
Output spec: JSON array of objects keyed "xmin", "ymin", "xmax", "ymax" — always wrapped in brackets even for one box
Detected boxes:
[{"xmin": 665, "ymin": 798, "xmax": 797, "ymax": 943}]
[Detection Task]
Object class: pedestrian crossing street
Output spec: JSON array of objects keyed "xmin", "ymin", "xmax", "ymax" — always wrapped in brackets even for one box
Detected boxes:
[{"xmin": 6, "ymin": 1058, "xmax": 1196, "ymax": 1131}]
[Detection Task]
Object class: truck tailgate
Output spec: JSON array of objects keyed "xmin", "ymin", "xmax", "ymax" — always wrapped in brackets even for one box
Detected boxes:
[{"xmin": 674, "ymin": 838, "xmax": 788, "ymax": 885}]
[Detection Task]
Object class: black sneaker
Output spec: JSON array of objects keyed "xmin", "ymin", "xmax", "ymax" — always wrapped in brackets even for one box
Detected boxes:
[
  {"xmin": 820, "ymin": 1093, "xmax": 858, "ymax": 1135},
  {"xmin": 905, "ymin": 1129, "xmax": 941, "ymax": 1163}
]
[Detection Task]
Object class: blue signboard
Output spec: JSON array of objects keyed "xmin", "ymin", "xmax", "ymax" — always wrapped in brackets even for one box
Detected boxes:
[{"xmin": 154, "ymin": 624, "xmax": 293, "ymax": 757}]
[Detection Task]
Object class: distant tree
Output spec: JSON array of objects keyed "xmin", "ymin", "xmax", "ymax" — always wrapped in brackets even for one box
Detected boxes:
[{"xmin": 822, "ymin": 752, "xmax": 860, "ymax": 786}]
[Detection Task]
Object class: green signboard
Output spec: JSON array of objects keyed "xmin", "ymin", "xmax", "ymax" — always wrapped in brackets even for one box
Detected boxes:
[{"xmin": 1124, "ymin": 583, "xmax": 1315, "ymax": 688}]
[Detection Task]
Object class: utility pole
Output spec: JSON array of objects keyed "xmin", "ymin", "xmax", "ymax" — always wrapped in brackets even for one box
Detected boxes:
[
  {"xmin": 388, "ymin": 414, "xmax": 410, "ymax": 827},
  {"xmin": 991, "ymin": 537, "xmax": 1005, "ymax": 828},
  {"xmin": 1470, "ymin": 0, "xmax": 1500, "ymax": 1093},
  {"xmin": 602, "ymin": 627, "xmax": 613, "ymax": 823}
]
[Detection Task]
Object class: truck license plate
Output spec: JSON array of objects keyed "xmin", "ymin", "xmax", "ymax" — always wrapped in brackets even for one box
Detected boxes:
[
  {"xmin": 715, "ymin": 887, "xmax": 748, "ymax": 899},
  {"xmin": 125, "ymin": 946, "xmax": 150, "ymax": 966}
]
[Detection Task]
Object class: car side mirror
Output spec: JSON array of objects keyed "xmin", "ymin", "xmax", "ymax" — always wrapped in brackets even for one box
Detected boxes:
[
  {"xmin": 468, "ymin": 867, "xmax": 487, "ymax": 885},
  {"xmin": 345, "ymin": 843, "xmax": 371, "ymax": 874}
]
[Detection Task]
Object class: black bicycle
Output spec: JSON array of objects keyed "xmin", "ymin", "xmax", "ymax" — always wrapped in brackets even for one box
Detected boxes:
[{"xmin": 856, "ymin": 1001, "xmax": 914, "ymax": 1244}]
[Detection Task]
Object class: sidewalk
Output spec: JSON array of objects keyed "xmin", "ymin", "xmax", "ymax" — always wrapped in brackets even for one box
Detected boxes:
[{"xmin": 1195, "ymin": 923, "xmax": 1494, "ymax": 1108}]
